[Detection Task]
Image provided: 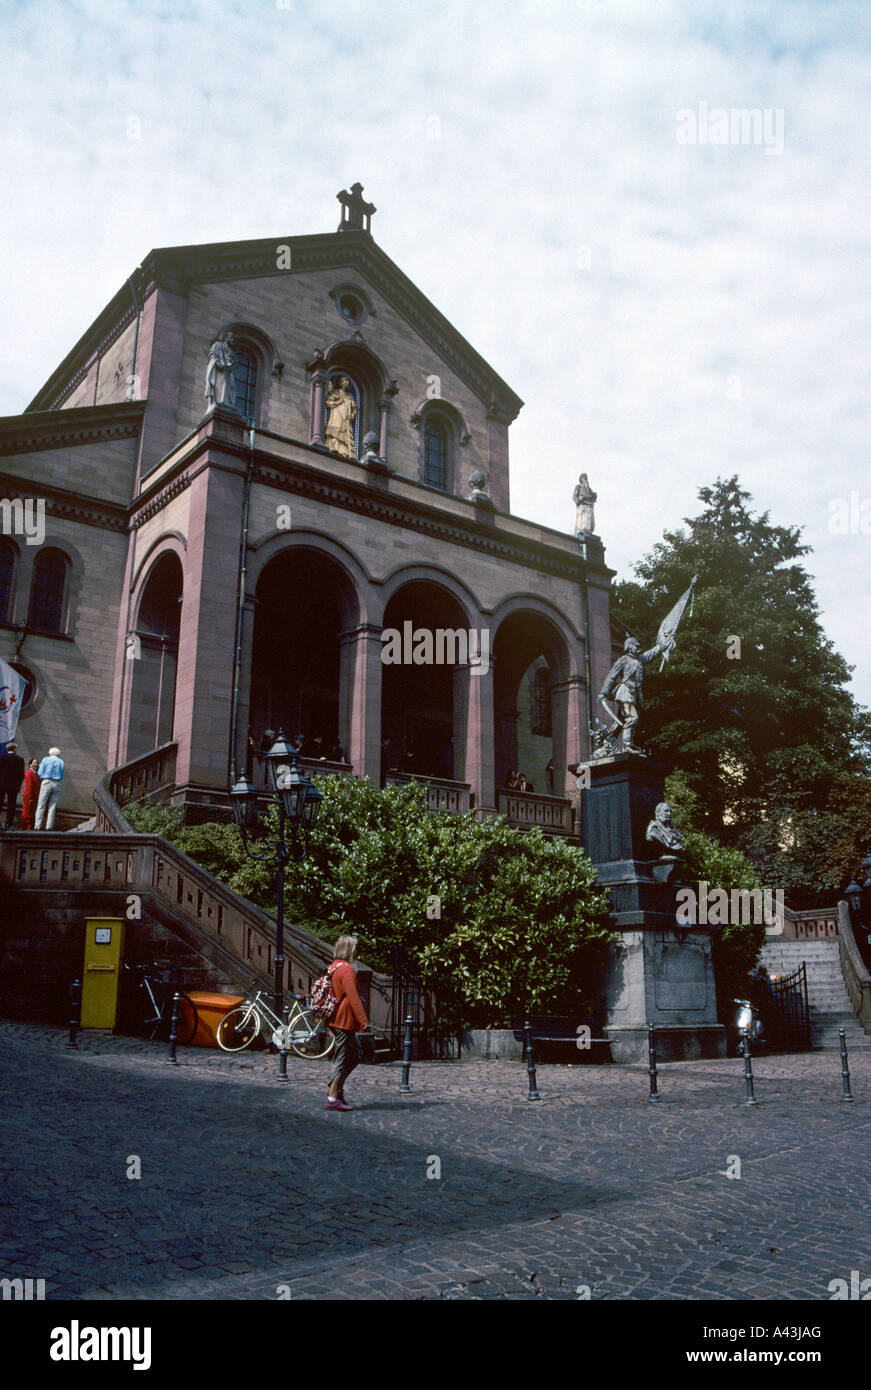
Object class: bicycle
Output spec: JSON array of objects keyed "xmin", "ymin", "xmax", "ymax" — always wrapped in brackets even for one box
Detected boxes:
[
  {"xmin": 216, "ymin": 987, "xmax": 335, "ymax": 1059},
  {"xmin": 122, "ymin": 961, "xmax": 199, "ymax": 1046}
]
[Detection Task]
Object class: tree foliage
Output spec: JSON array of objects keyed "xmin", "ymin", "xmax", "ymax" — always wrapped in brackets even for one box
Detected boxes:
[
  {"xmin": 128, "ymin": 780, "xmax": 615, "ymax": 1029},
  {"xmin": 612, "ymin": 477, "xmax": 871, "ymax": 903}
]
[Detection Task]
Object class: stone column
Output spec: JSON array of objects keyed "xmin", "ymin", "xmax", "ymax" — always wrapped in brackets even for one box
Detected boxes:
[
  {"xmin": 232, "ymin": 593, "xmax": 258, "ymax": 779},
  {"xmin": 550, "ymin": 674, "xmax": 586, "ymax": 795},
  {"xmin": 341, "ymin": 623, "xmax": 383, "ymax": 783},
  {"xmin": 173, "ymin": 430, "xmax": 248, "ymax": 796},
  {"xmin": 457, "ymin": 656, "xmax": 495, "ymax": 815},
  {"xmin": 308, "ymin": 353, "xmax": 327, "ymax": 446}
]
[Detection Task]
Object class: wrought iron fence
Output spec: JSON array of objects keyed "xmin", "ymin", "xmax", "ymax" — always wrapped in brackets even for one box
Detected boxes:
[
  {"xmin": 389, "ymin": 947, "xmax": 460, "ymax": 1060},
  {"xmin": 765, "ymin": 962, "xmax": 811, "ymax": 1051}
]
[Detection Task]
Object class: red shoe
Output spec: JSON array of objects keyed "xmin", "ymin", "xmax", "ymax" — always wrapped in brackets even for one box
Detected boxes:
[{"xmin": 325, "ymin": 1098, "xmax": 353, "ymax": 1112}]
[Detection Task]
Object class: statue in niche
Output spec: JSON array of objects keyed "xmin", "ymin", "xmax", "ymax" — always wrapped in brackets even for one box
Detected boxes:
[
  {"xmin": 324, "ymin": 375, "xmax": 357, "ymax": 457},
  {"xmin": 646, "ymin": 801, "xmax": 685, "ymax": 854},
  {"xmin": 205, "ymin": 331, "xmax": 238, "ymax": 410},
  {"xmin": 573, "ymin": 472, "xmax": 597, "ymax": 536}
]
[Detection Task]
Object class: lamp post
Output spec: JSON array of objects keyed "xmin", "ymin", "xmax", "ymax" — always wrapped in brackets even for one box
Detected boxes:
[
  {"xmin": 845, "ymin": 848, "xmax": 871, "ymax": 963},
  {"xmin": 230, "ymin": 730, "xmax": 323, "ymax": 1020}
]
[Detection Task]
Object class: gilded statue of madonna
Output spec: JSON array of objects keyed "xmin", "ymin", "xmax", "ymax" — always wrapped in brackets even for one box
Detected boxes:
[{"xmin": 324, "ymin": 376, "xmax": 357, "ymax": 457}]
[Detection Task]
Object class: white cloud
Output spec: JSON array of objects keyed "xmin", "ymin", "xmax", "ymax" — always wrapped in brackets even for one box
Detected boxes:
[{"xmin": 1, "ymin": 0, "xmax": 869, "ymax": 703}]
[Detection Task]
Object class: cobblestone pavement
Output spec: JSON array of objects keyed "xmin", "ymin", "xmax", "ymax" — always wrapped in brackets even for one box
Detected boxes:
[{"xmin": 1, "ymin": 1022, "xmax": 869, "ymax": 1301}]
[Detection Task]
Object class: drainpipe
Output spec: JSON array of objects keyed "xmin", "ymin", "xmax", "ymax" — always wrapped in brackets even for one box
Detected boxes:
[
  {"xmin": 127, "ymin": 272, "xmax": 141, "ymax": 401},
  {"xmin": 112, "ymin": 271, "xmax": 144, "ymax": 770},
  {"xmin": 228, "ymin": 425, "xmax": 255, "ymax": 785},
  {"xmin": 579, "ymin": 539, "xmax": 594, "ymax": 738}
]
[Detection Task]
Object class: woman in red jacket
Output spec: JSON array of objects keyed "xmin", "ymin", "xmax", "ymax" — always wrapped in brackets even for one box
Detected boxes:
[
  {"xmin": 21, "ymin": 758, "xmax": 40, "ymax": 830},
  {"xmin": 325, "ymin": 934, "xmax": 369, "ymax": 1112}
]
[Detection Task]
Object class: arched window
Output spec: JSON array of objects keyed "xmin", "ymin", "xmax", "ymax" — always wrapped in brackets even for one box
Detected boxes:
[
  {"xmin": 29, "ymin": 549, "xmax": 68, "ymax": 634},
  {"xmin": 233, "ymin": 347, "xmax": 258, "ymax": 422},
  {"xmin": 424, "ymin": 418, "xmax": 449, "ymax": 490},
  {"xmin": 324, "ymin": 372, "xmax": 361, "ymax": 459},
  {"xmin": 0, "ymin": 539, "xmax": 14, "ymax": 624},
  {"xmin": 530, "ymin": 666, "xmax": 552, "ymax": 737}
]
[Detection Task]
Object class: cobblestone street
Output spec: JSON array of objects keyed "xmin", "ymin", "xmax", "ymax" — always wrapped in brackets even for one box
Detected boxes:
[{"xmin": 1, "ymin": 1022, "xmax": 869, "ymax": 1301}]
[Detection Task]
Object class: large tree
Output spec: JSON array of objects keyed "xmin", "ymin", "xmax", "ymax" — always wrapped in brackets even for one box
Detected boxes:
[{"xmin": 612, "ymin": 477, "xmax": 871, "ymax": 903}]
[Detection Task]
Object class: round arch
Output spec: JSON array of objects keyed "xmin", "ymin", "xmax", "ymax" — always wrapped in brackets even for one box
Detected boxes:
[
  {"xmin": 378, "ymin": 562, "xmax": 482, "ymax": 629},
  {"xmin": 246, "ymin": 530, "xmax": 372, "ymax": 629},
  {"xmin": 249, "ymin": 544, "xmax": 363, "ymax": 764},
  {"xmin": 491, "ymin": 601, "xmax": 578, "ymax": 795},
  {"xmin": 125, "ymin": 550, "xmax": 184, "ymax": 761}
]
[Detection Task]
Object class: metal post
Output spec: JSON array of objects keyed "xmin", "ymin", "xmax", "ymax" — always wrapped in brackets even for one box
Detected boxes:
[
  {"xmin": 647, "ymin": 1021, "xmax": 660, "ymax": 1102},
  {"xmin": 277, "ymin": 1006, "xmax": 289, "ymax": 1082},
  {"xmin": 399, "ymin": 1015, "xmax": 413, "ymax": 1092},
  {"xmin": 168, "ymin": 991, "xmax": 181, "ymax": 1065},
  {"xmin": 524, "ymin": 1020, "xmax": 540, "ymax": 1101},
  {"xmin": 274, "ymin": 856, "xmax": 285, "ymax": 1024},
  {"xmin": 66, "ymin": 977, "xmax": 82, "ymax": 1049},
  {"xmin": 839, "ymin": 1028, "xmax": 854, "ymax": 1102},
  {"xmin": 741, "ymin": 1029, "xmax": 758, "ymax": 1105}
]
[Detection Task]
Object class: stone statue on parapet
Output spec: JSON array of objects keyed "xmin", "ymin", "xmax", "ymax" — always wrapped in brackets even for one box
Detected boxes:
[
  {"xmin": 205, "ymin": 331, "xmax": 237, "ymax": 410},
  {"xmin": 573, "ymin": 472, "xmax": 597, "ymax": 537},
  {"xmin": 468, "ymin": 470, "xmax": 489, "ymax": 501},
  {"xmin": 646, "ymin": 801, "xmax": 685, "ymax": 854}
]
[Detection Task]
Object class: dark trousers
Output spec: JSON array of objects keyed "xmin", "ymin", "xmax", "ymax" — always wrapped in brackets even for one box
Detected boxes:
[
  {"xmin": 0, "ymin": 788, "xmax": 17, "ymax": 827},
  {"xmin": 328, "ymin": 1028, "xmax": 360, "ymax": 1093}
]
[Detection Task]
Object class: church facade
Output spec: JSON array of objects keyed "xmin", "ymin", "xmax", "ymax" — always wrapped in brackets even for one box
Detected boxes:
[{"xmin": 0, "ymin": 186, "xmax": 616, "ymax": 831}]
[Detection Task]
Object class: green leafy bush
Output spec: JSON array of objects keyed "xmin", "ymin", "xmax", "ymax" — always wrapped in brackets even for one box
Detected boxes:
[
  {"xmin": 668, "ymin": 775, "xmax": 766, "ymax": 1018},
  {"xmin": 125, "ymin": 776, "xmax": 615, "ymax": 1030}
]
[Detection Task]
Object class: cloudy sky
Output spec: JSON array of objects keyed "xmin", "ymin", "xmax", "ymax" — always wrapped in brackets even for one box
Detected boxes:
[{"xmin": 2, "ymin": 0, "xmax": 869, "ymax": 705}]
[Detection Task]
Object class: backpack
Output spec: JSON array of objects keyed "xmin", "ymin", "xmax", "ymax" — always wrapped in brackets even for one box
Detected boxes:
[{"xmin": 309, "ymin": 962, "xmax": 341, "ymax": 1021}]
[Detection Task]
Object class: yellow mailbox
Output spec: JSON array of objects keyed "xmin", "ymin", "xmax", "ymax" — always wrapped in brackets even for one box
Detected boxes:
[{"xmin": 81, "ymin": 917, "xmax": 126, "ymax": 1029}]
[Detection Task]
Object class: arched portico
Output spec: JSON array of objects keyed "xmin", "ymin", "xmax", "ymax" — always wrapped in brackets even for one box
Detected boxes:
[
  {"xmin": 125, "ymin": 551, "xmax": 184, "ymax": 760},
  {"xmin": 492, "ymin": 601, "xmax": 586, "ymax": 801}
]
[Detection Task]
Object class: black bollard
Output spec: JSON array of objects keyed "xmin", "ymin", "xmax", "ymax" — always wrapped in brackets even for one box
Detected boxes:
[
  {"xmin": 647, "ymin": 1022, "xmax": 660, "ymax": 1102},
  {"xmin": 167, "ymin": 991, "xmax": 181, "ymax": 1066},
  {"xmin": 839, "ymin": 1028, "xmax": 854, "ymax": 1103},
  {"xmin": 524, "ymin": 1020, "xmax": 540, "ymax": 1101},
  {"xmin": 66, "ymin": 977, "xmax": 82, "ymax": 1050},
  {"xmin": 741, "ymin": 1029, "xmax": 758, "ymax": 1105},
  {"xmin": 277, "ymin": 1007, "xmax": 289, "ymax": 1082},
  {"xmin": 399, "ymin": 1015, "xmax": 413, "ymax": 1092}
]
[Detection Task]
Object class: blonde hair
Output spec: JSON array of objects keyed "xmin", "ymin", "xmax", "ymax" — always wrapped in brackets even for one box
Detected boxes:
[{"xmin": 333, "ymin": 934, "xmax": 358, "ymax": 962}]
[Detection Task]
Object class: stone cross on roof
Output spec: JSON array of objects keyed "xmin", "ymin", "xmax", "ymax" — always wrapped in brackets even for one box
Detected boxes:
[{"xmin": 337, "ymin": 182, "xmax": 376, "ymax": 233}]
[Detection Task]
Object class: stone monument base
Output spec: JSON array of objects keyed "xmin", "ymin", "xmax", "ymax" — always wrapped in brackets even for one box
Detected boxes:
[
  {"xmin": 579, "ymin": 753, "xmax": 727, "ymax": 1064},
  {"xmin": 604, "ymin": 1023, "xmax": 726, "ymax": 1064}
]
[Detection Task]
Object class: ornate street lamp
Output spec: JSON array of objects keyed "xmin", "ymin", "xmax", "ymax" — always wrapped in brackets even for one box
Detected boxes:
[{"xmin": 230, "ymin": 729, "xmax": 323, "ymax": 1019}]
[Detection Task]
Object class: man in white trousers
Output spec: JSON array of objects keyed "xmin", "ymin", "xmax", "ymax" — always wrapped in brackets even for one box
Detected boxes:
[{"xmin": 34, "ymin": 746, "xmax": 64, "ymax": 830}]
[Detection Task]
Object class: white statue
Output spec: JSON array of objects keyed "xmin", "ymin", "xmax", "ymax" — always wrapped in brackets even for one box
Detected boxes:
[
  {"xmin": 573, "ymin": 472, "xmax": 597, "ymax": 536},
  {"xmin": 205, "ymin": 332, "xmax": 237, "ymax": 409}
]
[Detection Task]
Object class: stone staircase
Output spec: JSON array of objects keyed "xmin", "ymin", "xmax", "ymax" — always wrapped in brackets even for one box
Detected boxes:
[{"xmin": 761, "ymin": 939, "xmax": 871, "ymax": 1049}]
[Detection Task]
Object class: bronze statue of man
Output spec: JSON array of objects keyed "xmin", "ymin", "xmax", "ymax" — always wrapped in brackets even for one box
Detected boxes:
[{"xmin": 598, "ymin": 635, "xmax": 665, "ymax": 754}]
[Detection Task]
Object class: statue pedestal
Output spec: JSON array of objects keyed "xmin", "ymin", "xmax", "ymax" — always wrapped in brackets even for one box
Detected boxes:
[{"xmin": 580, "ymin": 755, "xmax": 726, "ymax": 1063}]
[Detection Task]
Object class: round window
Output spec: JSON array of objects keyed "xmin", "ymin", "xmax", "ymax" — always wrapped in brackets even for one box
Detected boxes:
[{"xmin": 339, "ymin": 293, "xmax": 363, "ymax": 324}]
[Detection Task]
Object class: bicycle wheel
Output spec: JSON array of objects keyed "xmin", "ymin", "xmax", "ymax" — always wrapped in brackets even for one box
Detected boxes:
[
  {"xmin": 216, "ymin": 1006, "xmax": 260, "ymax": 1052},
  {"xmin": 176, "ymin": 995, "xmax": 199, "ymax": 1046},
  {"xmin": 288, "ymin": 1010, "xmax": 335, "ymax": 1059}
]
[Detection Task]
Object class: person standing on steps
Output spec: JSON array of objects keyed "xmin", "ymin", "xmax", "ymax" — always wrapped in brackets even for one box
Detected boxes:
[
  {"xmin": 325, "ymin": 934, "xmax": 369, "ymax": 1113},
  {"xmin": 34, "ymin": 746, "xmax": 64, "ymax": 830},
  {"xmin": 21, "ymin": 757, "xmax": 40, "ymax": 830},
  {"xmin": 0, "ymin": 742, "xmax": 24, "ymax": 827}
]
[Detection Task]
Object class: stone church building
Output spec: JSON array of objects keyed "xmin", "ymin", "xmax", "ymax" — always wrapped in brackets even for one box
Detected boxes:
[{"xmin": 0, "ymin": 185, "xmax": 616, "ymax": 832}]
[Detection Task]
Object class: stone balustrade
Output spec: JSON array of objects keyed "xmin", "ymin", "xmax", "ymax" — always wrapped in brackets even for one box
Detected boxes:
[
  {"xmin": 384, "ymin": 773, "xmax": 471, "ymax": 815},
  {"xmin": 496, "ymin": 788, "xmax": 574, "ymax": 835}
]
